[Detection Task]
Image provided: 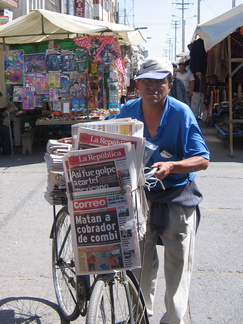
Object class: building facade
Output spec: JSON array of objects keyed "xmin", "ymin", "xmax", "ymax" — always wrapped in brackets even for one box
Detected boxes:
[{"xmin": 3, "ymin": 0, "xmax": 119, "ymax": 21}]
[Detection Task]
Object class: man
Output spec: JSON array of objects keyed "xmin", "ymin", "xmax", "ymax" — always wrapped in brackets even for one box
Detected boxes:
[
  {"xmin": 177, "ymin": 61, "xmax": 195, "ymax": 105},
  {"xmin": 169, "ymin": 63, "xmax": 190, "ymax": 106},
  {"xmin": 117, "ymin": 57, "xmax": 210, "ymax": 324}
]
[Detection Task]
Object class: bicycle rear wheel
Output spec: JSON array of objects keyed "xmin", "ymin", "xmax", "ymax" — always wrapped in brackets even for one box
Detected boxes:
[
  {"xmin": 86, "ymin": 270, "xmax": 148, "ymax": 324},
  {"xmin": 52, "ymin": 207, "xmax": 87, "ymax": 321}
]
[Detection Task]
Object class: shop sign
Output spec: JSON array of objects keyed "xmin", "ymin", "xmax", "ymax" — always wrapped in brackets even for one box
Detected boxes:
[{"xmin": 75, "ymin": 0, "xmax": 85, "ymax": 17}]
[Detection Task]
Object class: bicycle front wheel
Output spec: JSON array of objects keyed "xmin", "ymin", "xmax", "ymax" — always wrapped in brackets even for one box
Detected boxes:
[
  {"xmin": 86, "ymin": 270, "xmax": 148, "ymax": 324},
  {"xmin": 52, "ymin": 207, "xmax": 81, "ymax": 321}
]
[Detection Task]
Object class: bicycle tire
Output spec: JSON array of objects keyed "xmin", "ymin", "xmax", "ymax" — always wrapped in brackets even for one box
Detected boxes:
[
  {"xmin": 52, "ymin": 206, "xmax": 87, "ymax": 321},
  {"xmin": 85, "ymin": 270, "xmax": 148, "ymax": 324}
]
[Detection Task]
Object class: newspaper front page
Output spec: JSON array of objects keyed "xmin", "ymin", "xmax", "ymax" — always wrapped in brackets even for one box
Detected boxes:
[
  {"xmin": 64, "ymin": 143, "xmax": 138, "ymax": 193},
  {"xmin": 68, "ymin": 187, "xmax": 140, "ymax": 275},
  {"xmin": 75, "ymin": 126, "xmax": 145, "ymax": 185},
  {"xmin": 63, "ymin": 142, "xmax": 143, "ymax": 275}
]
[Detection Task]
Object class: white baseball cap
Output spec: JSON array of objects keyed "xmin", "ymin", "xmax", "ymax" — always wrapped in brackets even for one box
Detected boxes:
[{"xmin": 134, "ymin": 57, "xmax": 173, "ymax": 80}]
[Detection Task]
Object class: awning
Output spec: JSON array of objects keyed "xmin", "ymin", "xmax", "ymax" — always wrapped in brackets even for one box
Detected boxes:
[
  {"xmin": 191, "ymin": 3, "xmax": 243, "ymax": 51},
  {"xmin": 0, "ymin": 9, "xmax": 146, "ymax": 46}
]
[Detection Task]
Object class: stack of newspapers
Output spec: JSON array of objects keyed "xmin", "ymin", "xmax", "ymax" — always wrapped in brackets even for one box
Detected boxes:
[
  {"xmin": 44, "ymin": 140, "xmax": 72, "ymax": 205},
  {"xmin": 62, "ymin": 118, "xmax": 147, "ymax": 275}
]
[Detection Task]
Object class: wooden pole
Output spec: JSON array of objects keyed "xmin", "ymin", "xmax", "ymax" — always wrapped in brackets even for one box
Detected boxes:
[{"xmin": 227, "ymin": 35, "xmax": 233, "ymax": 157}]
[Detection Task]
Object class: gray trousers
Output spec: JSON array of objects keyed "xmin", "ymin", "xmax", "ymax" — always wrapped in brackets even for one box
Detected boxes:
[{"xmin": 135, "ymin": 203, "xmax": 197, "ymax": 324}]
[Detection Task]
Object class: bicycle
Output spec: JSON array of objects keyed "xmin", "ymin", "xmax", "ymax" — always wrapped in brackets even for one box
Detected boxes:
[
  {"xmin": 51, "ymin": 204, "xmax": 149, "ymax": 323},
  {"xmin": 47, "ymin": 135, "xmax": 161, "ymax": 323}
]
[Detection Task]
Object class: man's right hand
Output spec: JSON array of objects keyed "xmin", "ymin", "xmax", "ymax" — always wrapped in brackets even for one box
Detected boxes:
[{"xmin": 57, "ymin": 137, "xmax": 72, "ymax": 144}]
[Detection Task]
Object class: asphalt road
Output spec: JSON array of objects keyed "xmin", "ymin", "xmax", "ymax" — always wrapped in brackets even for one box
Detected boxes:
[{"xmin": 0, "ymin": 122, "xmax": 242, "ymax": 323}]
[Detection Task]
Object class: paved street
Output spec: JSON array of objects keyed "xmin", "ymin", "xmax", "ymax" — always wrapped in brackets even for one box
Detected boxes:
[{"xmin": 0, "ymin": 122, "xmax": 242, "ymax": 323}]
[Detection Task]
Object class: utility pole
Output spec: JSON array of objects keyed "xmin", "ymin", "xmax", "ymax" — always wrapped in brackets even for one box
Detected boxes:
[
  {"xmin": 171, "ymin": 20, "xmax": 180, "ymax": 61},
  {"xmin": 166, "ymin": 36, "xmax": 173, "ymax": 62},
  {"xmin": 124, "ymin": 0, "xmax": 126, "ymax": 24},
  {"xmin": 197, "ymin": 0, "xmax": 200, "ymax": 25},
  {"xmin": 120, "ymin": 0, "xmax": 135, "ymax": 26},
  {"xmin": 174, "ymin": 0, "xmax": 193, "ymax": 52},
  {"xmin": 232, "ymin": 0, "xmax": 236, "ymax": 7}
]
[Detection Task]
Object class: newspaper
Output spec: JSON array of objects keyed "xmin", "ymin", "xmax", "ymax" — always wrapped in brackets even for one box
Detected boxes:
[
  {"xmin": 75, "ymin": 126, "xmax": 145, "ymax": 185},
  {"xmin": 71, "ymin": 118, "xmax": 144, "ymax": 148},
  {"xmin": 63, "ymin": 142, "xmax": 138, "ymax": 194},
  {"xmin": 44, "ymin": 140, "xmax": 72, "ymax": 205},
  {"xmin": 58, "ymin": 120, "xmax": 149, "ymax": 274},
  {"xmin": 68, "ymin": 187, "xmax": 141, "ymax": 275}
]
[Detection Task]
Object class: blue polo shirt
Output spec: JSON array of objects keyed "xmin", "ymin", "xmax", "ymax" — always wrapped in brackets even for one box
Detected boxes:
[{"xmin": 117, "ymin": 96, "xmax": 210, "ymax": 189}]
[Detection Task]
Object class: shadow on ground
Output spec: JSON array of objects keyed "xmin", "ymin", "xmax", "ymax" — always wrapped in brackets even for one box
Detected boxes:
[
  {"xmin": 0, "ymin": 144, "xmax": 45, "ymax": 167},
  {"xmin": 0, "ymin": 296, "xmax": 69, "ymax": 323},
  {"xmin": 199, "ymin": 120, "xmax": 243, "ymax": 163}
]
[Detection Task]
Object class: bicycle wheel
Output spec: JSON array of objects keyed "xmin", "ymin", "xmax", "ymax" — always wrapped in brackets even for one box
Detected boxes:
[
  {"xmin": 52, "ymin": 206, "xmax": 88, "ymax": 321},
  {"xmin": 86, "ymin": 270, "xmax": 148, "ymax": 324}
]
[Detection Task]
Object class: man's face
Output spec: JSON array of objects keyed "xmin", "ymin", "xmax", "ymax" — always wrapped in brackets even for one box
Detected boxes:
[{"xmin": 138, "ymin": 77, "xmax": 172, "ymax": 105}]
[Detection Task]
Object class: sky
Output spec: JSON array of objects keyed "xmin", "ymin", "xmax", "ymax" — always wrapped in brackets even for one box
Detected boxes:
[{"xmin": 119, "ymin": 0, "xmax": 243, "ymax": 61}]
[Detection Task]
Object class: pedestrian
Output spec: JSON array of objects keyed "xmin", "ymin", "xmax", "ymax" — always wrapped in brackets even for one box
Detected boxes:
[
  {"xmin": 177, "ymin": 61, "xmax": 195, "ymax": 105},
  {"xmin": 0, "ymin": 107, "xmax": 12, "ymax": 156},
  {"xmin": 191, "ymin": 72, "xmax": 205, "ymax": 119},
  {"xmin": 116, "ymin": 56, "xmax": 210, "ymax": 324},
  {"xmin": 169, "ymin": 63, "xmax": 190, "ymax": 106}
]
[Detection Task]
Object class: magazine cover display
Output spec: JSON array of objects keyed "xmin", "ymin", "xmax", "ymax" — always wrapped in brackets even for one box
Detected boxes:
[{"xmin": 4, "ymin": 35, "xmax": 131, "ymax": 119}]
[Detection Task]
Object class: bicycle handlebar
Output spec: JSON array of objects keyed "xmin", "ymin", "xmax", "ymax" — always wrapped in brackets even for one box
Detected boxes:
[{"xmin": 144, "ymin": 167, "xmax": 158, "ymax": 179}]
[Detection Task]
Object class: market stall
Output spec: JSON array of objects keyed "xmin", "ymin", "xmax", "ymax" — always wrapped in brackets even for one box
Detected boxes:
[
  {"xmin": 0, "ymin": 9, "xmax": 144, "ymax": 46},
  {"xmin": 0, "ymin": 10, "xmax": 145, "ymax": 152},
  {"xmin": 190, "ymin": 4, "xmax": 243, "ymax": 157}
]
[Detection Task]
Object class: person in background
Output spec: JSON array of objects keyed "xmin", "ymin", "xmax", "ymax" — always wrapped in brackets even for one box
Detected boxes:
[
  {"xmin": 116, "ymin": 57, "xmax": 210, "ymax": 324},
  {"xmin": 177, "ymin": 61, "xmax": 195, "ymax": 105},
  {"xmin": 0, "ymin": 107, "xmax": 12, "ymax": 156},
  {"xmin": 191, "ymin": 72, "xmax": 205, "ymax": 119},
  {"xmin": 169, "ymin": 63, "xmax": 190, "ymax": 106}
]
